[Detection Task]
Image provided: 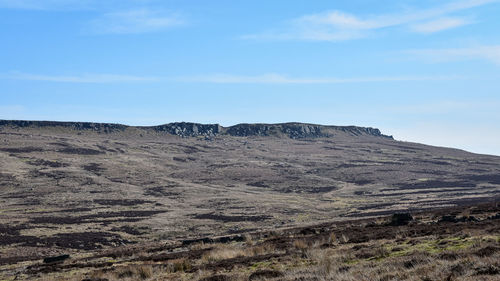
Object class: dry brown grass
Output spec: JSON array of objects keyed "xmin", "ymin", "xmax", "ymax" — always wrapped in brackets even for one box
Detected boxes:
[
  {"xmin": 22, "ymin": 203, "xmax": 500, "ymax": 281},
  {"xmin": 201, "ymin": 244, "xmax": 246, "ymax": 262},
  {"xmin": 293, "ymin": 239, "xmax": 309, "ymax": 251}
]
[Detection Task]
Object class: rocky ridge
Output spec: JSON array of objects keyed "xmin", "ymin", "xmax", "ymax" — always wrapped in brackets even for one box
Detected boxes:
[{"xmin": 0, "ymin": 120, "xmax": 392, "ymax": 139}]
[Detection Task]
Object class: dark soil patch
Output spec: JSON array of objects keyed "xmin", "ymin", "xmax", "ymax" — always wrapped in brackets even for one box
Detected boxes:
[
  {"xmin": 374, "ymin": 187, "xmax": 476, "ymax": 197},
  {"xmin": 182, "ymin": 235, "xmax": 245, "ymax": 246},
  {"xmin": 83, "ymin": 163, "xmax": 106, "ymax": 175},
  {"xmin": 475, "ymin": 265, "xmax": 500, "ymax": 275},
  {"xmin": 0, "ymin": 255, "xmax": 40, "ymax": 266},
  {"xmin": 26, "ymin": 159, "xmax": 68, "ymax": 168},
  {"xmin": 30, "ymin": 210, "xmax": 168, "ymax": 225},
  {"xmin": 0, "ymin": 223, "xmax": 29, "ymax": 235},
  {"xmin": 58, "ymin": 147, "xmax": 104, "ymax": 155},
  {"xmin": 110, "ymin": 226, "xmax": 147, "ymax": 236},
  {"xmin": 144, "ymin": 186, "xmax": 181, "ymax": 197},
  {"xmin": 49, "ymin": 142, "xmax": 71, "ymax": 147},
  {"xmin": 398, "ymin": 180, "xmax": 476, "ymax": 190},
  {"xmin": 193, "ymin": 213, "xmax": 271, "ymax": 223},
  {"xmin": 1, "ymin": 232, "xmax": 129, "ymax": 250},
  {"xmin": 416, "ymin": 159, "xmax": 452, "ymax": 166},
  {"xmin": 199, "ymin": 275, "xmax": 232, "ymax": 281},
  {"xmin": 173, "ymin": 156, "xmax": 196, "ymax": 162},
  {"xmin": 282, "ymin": 185, "xmax": 337, "ymax": 193},
  {"xmin": 29, "ymin": 169, "xmax": 68, "ymax": 180},
  {"xmin": 93, "ymin": 199, "xmax": 154, "ymax": 206},
  {"xmin": 248, "ymin": 181, "xmax": 270, "ymax": 188},
  {"xmin": 474, "ymin": 246, "xmax": 499, "ymax": 257},
  {"xmin": 0, "ymin": 146, "xmax": 44, "ymax": 153},
  {"xmin": 337, "ymin": 163, "xmax": 369, "ymax": 168},
  {"xmin": 57, "ymin": 207, "xmax": 93, "ymax": 213},
  {"xmin": 463, "ymin": 174, "xmax": 500, "ymax": 185}
]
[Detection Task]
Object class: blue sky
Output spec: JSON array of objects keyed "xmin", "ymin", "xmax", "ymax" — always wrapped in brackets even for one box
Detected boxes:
[{"xmin": 1, "ymin": 0, "xmax": 500, "ymax": 155}]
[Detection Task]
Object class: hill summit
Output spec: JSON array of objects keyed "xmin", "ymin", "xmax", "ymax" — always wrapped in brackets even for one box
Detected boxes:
[{"xmin": 0, "ymin": 120, "xmax": 392, "ymax": 139}]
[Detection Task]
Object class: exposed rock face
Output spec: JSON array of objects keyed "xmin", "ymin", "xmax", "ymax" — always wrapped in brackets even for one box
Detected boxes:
[
  {"xmin": 226, "ymin": 123, "xmax": 328, "ymax": 138},
  {"xmin": 0, "ymin": 120, "xmax": 127, "ymax": 133},
  {"xmin": 0, "ymin": 120, "xmax": 392, "ymax": 139},
  {"xmin": 150, "ymin": 122, "xmax": 221, "ymax": 137}
]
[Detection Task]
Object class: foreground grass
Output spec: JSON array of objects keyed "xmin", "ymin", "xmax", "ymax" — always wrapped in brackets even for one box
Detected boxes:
[
  {"xmin": 33, "ymin": 234, "xmax": 499, "ymax": 281},
  {"xmin": 5, "ymin": 203, "xmax": 499, "ymax": 281}
]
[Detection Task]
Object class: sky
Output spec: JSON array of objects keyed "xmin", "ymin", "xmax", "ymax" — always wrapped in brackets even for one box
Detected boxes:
[{"xmin": 1, "ymin": 0, "xmax": 500, "ymax": 155}]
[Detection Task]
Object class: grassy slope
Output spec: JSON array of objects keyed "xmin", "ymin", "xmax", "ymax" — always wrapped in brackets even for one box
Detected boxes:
[{"xmin": 5, "ymin": 202, "xmax": 499, "ymax": 281}]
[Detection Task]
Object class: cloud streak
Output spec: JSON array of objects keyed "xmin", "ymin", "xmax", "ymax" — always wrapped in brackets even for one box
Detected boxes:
[
  {"xmin": 410, "ymin": 17, "xmax": 471, "ymax": 33},
  {"xmin": 2, "ymin": 72, "xmax": 159, "ymax": 83},
  {"xmin": 1, "ymin": 72, "xmax": 463, "ymax": 84},
  {"xmin": 0, "ymin": 1, "xmax": 186, "ymax": 34},
  {"xmin": 243, "ymin": 0, "xmax": 499, "ymax": 41},
  {"xmin": 406, "ymin": 45, "xmax": 500, "ymax": 64},
  {"xmin": 87, "ymin": 8, "xmax": 184, "ymax": 34},
  {"xmin": 175, "ymin": 73, "xmax": 461, "ymax": 84}
]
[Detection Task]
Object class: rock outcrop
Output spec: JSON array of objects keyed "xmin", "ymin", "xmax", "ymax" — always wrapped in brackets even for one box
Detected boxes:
[
  {"xmin": 149, "ymin": 122, "xmax": 221, "ymax": 137},
  {"xmin": 0, "ymin": 120, "xmax": 127, "ymax": 133},
  {"xmin": 226, "ymin": 123, "xmax": 328, "ymax": 138},
  {"xmin": 0, "ymin": 120, "xmax": 392, "ymax": 139}
]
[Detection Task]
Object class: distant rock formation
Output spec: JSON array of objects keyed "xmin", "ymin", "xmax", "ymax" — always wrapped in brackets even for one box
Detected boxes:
[
  {"xmin": 149, "ymin": 122, "xmax": 221, "ymax": 137},
  {"xmin": 0, "ymin": 120, "xmax": 127, "ymax": 133},
  {"xmin": 0, "ymin": 120, "xmax": 393, "ymax": 139}
]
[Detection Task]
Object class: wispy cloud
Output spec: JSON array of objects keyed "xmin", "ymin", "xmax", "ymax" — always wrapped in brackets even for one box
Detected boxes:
[
  {"xmin": 0, "ymin": 1, "xmax": 186, "ymax": 34},
  {"xmin": 406, "ymin": 45, "xmax": 500, "ymax": 64},
  {"xmin": 2, "ymin": 72, "xmax": 159, "ymax": 83},
  {"xmin": 87, "ymin": 8, "xmax": 184, "ymax": 34},
  {"xmin": 175, "ymin": 73, "xmax": 461, "ymax": 84},
  {"xmin": 410, "ymin": 17, "xmax": 471, "ymax": 33},
  {"xmin": 1, "ymin": 72, "xmax": 463, "ymax": 84},
  {"xmin": 243, "ymin": 0, "xmax": 499, "ymax": 41}
]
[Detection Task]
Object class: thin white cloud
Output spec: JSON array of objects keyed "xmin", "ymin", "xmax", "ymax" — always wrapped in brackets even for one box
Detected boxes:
[
  {"xmin": 87, "ymin": 8, "xmax": 184, "ymax": 34},
  {"xmin": 175, "ymin": 73, "xmax": 461, "ymax": 84},
  {"xmin": 406, "ymin": 45, "xmax": 500, "ymax": 64},
  {"xmin": 243, "ymin": 0, "xmax": 499, "ymax": 41},
  {"xmin": 1, "ymin": 72, "xmax": 463, "ymax": 84},
  {"xmin": 2, "ymin": 72, "xmax": 159, "ymax": 83},
  {"xmin": 410, "ymin": 17, "xmax": 471, "ymax": 33}
]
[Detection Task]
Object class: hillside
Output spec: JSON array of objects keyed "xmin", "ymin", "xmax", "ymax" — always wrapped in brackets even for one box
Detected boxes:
[{"xmin": 0, "ymin": 120, "xmax": 499, "ymax": 280}]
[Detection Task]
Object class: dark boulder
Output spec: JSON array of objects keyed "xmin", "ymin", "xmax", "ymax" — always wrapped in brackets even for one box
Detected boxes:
[
  {"xmin": 389, "ymin": 213, "xmax": 413, "ymax": 226},
  {"xmin": 43, "ymin": 254, "xmax": 70, "ymax": 264}
]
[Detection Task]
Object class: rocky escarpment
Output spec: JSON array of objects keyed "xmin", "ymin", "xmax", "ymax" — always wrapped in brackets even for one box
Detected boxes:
[
  {"xmin": 0, "ymin": 120, "xmax": 127, "ymax": 133},
  {"xmin": 148, "ymin": 122, "xmax": 221, "ymax": 137},
  {"xmin": 0, "ymin": 120, "xmax": 392, "ymax": 139},
  {"xmin": 225, "ymin": 123, "xmax": 391, "ymax": 139},
  {"xmin": 226, "ymin": 123, "xmax": 326, "ymax": 138}
]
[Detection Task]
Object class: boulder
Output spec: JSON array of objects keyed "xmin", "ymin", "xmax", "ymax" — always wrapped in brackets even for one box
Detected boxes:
[{"xmin": 389, "ymin": 213, "xmax": 413, "ymax": 226}]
